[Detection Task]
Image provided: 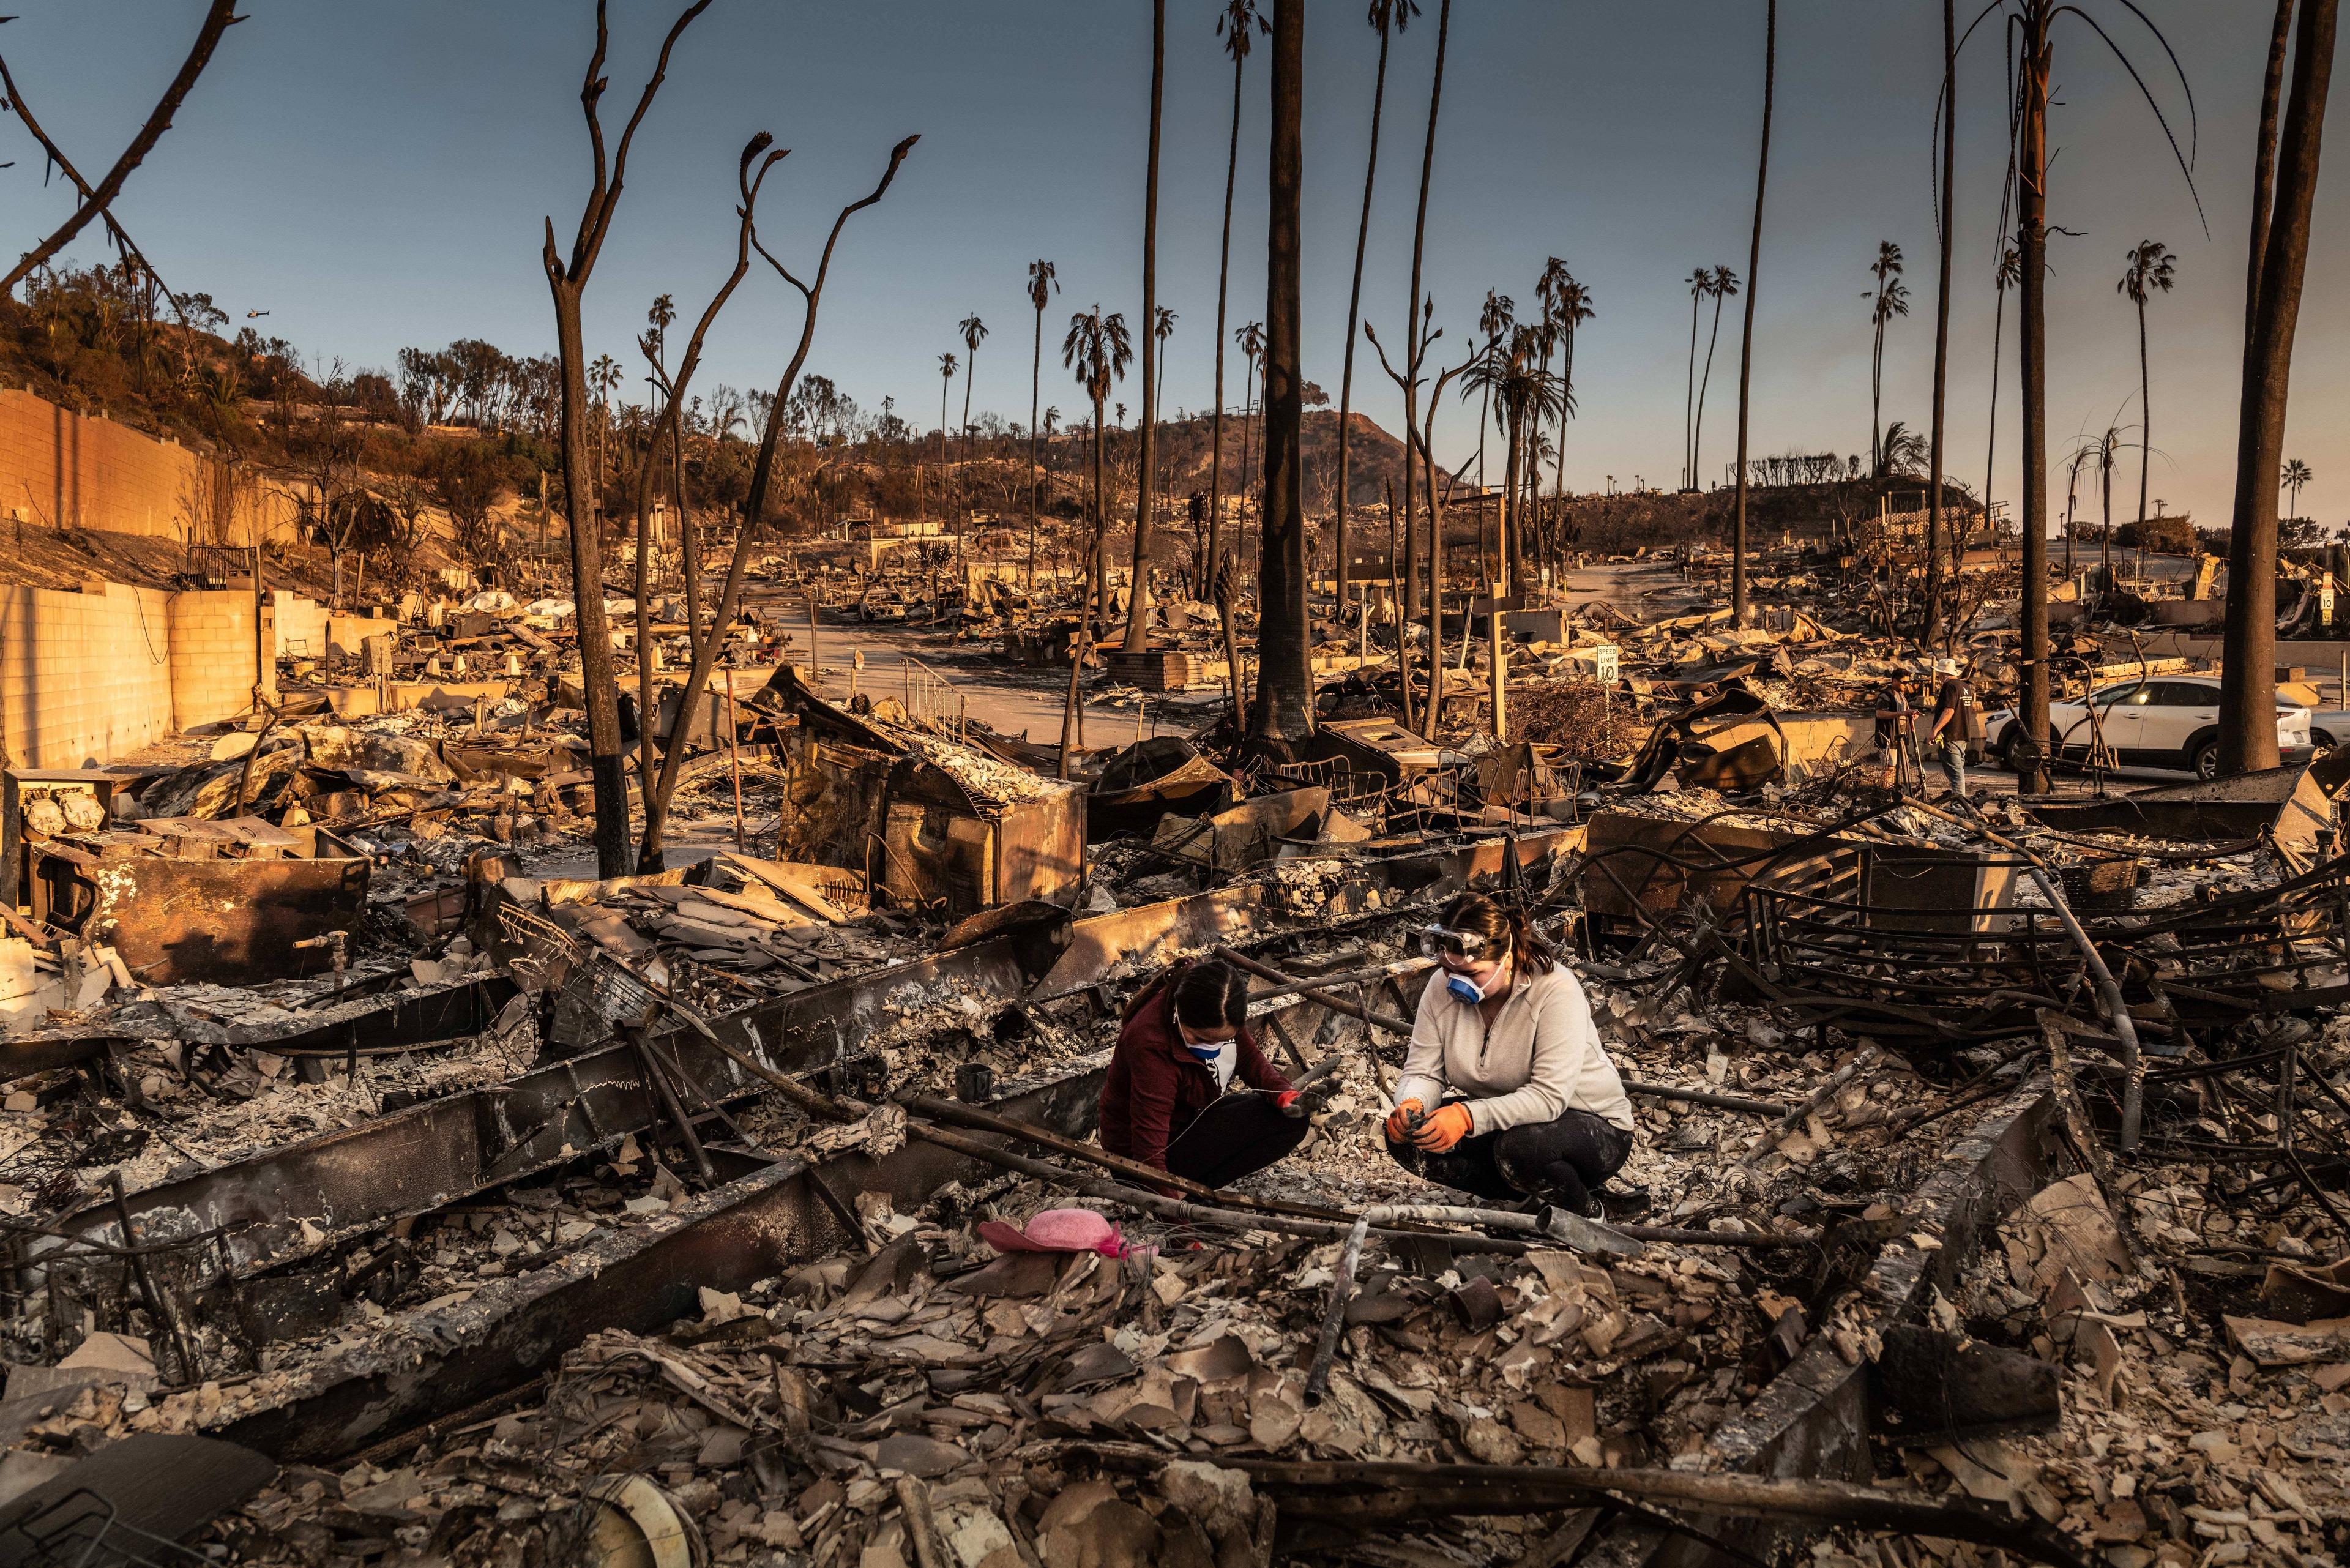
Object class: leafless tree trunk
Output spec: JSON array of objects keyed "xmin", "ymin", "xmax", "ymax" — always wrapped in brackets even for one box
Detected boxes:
[
  {"xmin": 1402, "ymin": 0, "xmax": 1452, "ymax": 736},
  {"xmin": 1248, "ymin": 0, "xmax": 1311, "ymax": 750},
  {"xmin": 2221, "ymin": 0, "xmax": 2335, "ymax": 774},
  {"xmin": 1925, "ymin": 0, "xmax": 1954, "ymax": 642},
  {"xmin": 544, "ymin": 0, "xmax": 711, "ymax": 877},
  {"xmin": 1124, "ymin": 0, "xmax": 1165, "ymax": 654},
  {"xmin": 2015, "ymin": 7, "xmax": 2052, "ymax": 791},
  {"xmin": 623, "ymin": 140, "xmax": 785, "ymax": 847},
  {"xmin": 640, "ymin": 136, "xmax": 917, "ymax": 869},
  {"xmin": 1729, "ymin": 0, "xmax": 1773, "ymax": 627}
]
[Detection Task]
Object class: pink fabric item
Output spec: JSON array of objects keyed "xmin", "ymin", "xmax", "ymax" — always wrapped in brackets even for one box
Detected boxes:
[{"xmin": 979, "ymin": 1208, "xmax": 1130, "ymax": 1258}]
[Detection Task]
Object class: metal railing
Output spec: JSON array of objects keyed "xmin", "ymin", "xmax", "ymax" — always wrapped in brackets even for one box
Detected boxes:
[{"xmin": 901, "ymin": 655, "xmax": 967, "ymax": 738}]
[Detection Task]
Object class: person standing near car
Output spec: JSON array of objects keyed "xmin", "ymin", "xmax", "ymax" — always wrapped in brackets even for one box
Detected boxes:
[{"xmin": 1929, "ymin": 657, "xmax": 1983, "ymax": 802}]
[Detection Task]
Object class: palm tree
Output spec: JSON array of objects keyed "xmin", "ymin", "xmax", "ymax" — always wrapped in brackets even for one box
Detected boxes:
[
  {"xmin": 1681, "ymin": 267, "xmax": 1709, "ymax": 489},
  {"xmin": 1235, "ymin": 319, "xmax": 1266, "ymax": 577},
  {"xmin": 1025, "ymin": 261, "xmax": 1058, "ymax": 589},
  {"xmin": 2116, "ymin": 241, "xmax": 2175, "ymax": 536},
  {"xmin": 1151, "ymin": 308, "xmax": 1176, "ymax": 434},
  {"xmin": 1060, "ymin": 305, "xmax": 1132, "ymax": 775},
  {"xmin": 1476, "ymin": 290, "xmax": 1513, "ymax": 503},
  {"xmin": 1865, "ymin": 241, "xmax": 1907, "ymax": 477},
  {"xmin": 1982, "ymin": 244, "xmax": 2021, "ymax": 552},
  {"xmin": 589, "ymin": 352, "xmax": 621, "ymax": 493},
  {"xmin": 935, "ymin": 351, "xmax": 957, "ymax": 524},
  {"xmin": 1546, "ymin": 276, "xmax": 1594, "ymax": 501},
  {"xmin": 2283, "ymin": 458, "xmax": 2314, "ymax": 519},
  {"xmin": 1335, "ymin": 0, "xmax": 1420, "ymax": 607},
  {"xmin": 957, "ymin": 313, "xmax": 987, "ymax": 528},
  {"xmin": 957, "ymin": 314, "xmax": 987, "ymax": 441},
  {"xmin": 1691, "ymin": 266, "xmax": 1739, "ymax": 490},
  {"xmin": 1460, "ymin": 325, "xmax": 1567, "ymax": 738},
  {"xmin": 1207, "ymin": 0, "xmax": 1267, "ymax": 588},
  {"xmin": 1729, "ymin": 0, "xmax": 1774, "ymax": 625}
]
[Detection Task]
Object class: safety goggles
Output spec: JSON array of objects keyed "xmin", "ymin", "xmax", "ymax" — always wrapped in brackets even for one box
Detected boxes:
[{"xmin": 1417, "ymin": 925, "xmax": 1496, "ymax": 962}]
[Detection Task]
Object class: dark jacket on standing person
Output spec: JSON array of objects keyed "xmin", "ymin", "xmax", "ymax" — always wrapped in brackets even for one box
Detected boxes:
[
  {"xmin": 1934, "ymin": 679, "xmax": 1984, "ymax": 743},
  {"xmin": 1099, "ymin": 971, "xmax": 1292, "ymax": 1173},
  {"xmin": 1874, "ymin": 683, "xmax": 1912, "ymax": 746}
]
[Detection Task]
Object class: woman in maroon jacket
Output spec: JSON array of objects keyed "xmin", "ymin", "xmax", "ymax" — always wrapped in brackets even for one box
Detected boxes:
[{"xmin": 1099, "ymin": 959, "xmax": 1315, "ymax": 1188}]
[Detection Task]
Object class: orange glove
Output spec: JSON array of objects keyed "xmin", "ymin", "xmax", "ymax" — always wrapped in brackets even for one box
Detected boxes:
[
  {"xmin": 1383, "ymin": 1098, "xmax": 1425, "ymax": 1143},
  {"xmin": 1411, "ymin": 1102, "xmax": 1474, "ymax": 1153}
]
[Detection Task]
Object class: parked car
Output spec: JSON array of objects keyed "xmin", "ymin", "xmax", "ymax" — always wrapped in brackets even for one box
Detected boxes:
[
  {"xmin": 1980, "ymin": 674, "xmax": 2313, "ymax": 781},
  {"xmin": 2308, "ymin": 706, "xmax": 2347, "ymax": 753}
]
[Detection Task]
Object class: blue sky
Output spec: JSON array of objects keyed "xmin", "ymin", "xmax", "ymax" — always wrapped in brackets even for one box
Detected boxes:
[{"xmin": 6, "ymin": 1, "xmax": 2342, "ymax": 529}]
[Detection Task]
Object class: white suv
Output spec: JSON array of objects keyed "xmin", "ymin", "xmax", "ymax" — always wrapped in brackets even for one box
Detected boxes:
[{"xmin": 1982, "ymin": 675, "xmax": 2313, "ymax": 781}]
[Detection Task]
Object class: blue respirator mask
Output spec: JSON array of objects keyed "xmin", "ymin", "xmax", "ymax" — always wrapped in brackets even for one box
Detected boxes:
[{"xmin": 1421, "ymin": 924, "xmax": 1502, "ymax": 1005}]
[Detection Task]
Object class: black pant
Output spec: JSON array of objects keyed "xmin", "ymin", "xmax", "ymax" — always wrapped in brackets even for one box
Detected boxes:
[
  {"xmin": 1163, "ymin": 1092, "xmax": 1310, "ymax": 1189},
  {"xmin": 1385, "ymin": 1103, "xmax": 1633, "ymax": 1213}
]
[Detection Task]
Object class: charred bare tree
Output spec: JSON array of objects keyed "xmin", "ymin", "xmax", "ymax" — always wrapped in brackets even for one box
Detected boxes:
[
  {"xmin": 636, "ymin": 135, "xmax": 919, "ymax": 870},
  {"xmin": 1927, "ymin": 0, "xmax": 1955, "ymax": 642},
  {"xmin": 1334, "ymin": 0, "xmax": 1418, "ymax": 613},
  {"xmin": 1124, "ymin": 0, "xmax": 1165, "ymax": 654},
  {"xmin": 0, "ymin": 0, "xmax": 240, "ymax": 299},
  {"xmin": 1729, "ymin": 0, "xmax": 1773, "ymax": 627},
  {"xmin": 626, "ymin": 135, "xmax": 789, "ymax": 837},
  {"xmin": 1401, "ymin": 0, "xmax": 1453, "ymax": 737},
  {"xmin": 543, "ymin": 0, "xmax": 711, "ymax": 878},
  {"xmin": 2222, "ymin": 0, "xmax": 2335, "ymax": 774},
  {"xmin": 1248, "ymin": 0, "xmax": 1311, "ymax": 751},
  {"xmin": 1206, "ymin": 1, "xmax": 1266, "ymax": 592},
  {"xmin": 1996, "ymin": 0, "xmax": 2201, "ymax": 788}
]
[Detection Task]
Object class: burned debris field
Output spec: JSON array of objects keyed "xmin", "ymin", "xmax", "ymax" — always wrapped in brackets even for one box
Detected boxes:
[{"xmin": 0, "ymin": 2, "xmax": 2346, "ymax": 1568}]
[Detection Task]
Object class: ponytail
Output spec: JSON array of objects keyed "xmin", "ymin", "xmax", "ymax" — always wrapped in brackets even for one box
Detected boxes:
[
  {"xmin": 1440, "ymin": 892, "xmax": 1556, "ymax": 976},
  {"xmin": 1123, "ymin": 958, "xmax": 1250, "ymax": 1031}
]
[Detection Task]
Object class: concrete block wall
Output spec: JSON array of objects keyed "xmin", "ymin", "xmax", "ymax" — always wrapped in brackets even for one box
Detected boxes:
[
  {"xmin": 326, "ymin": 613, "xmax": 396, "ymax": 660},
  {"xmin": 168, "ymin": 591, "xmax": 274, "ymax": 728},
  {"xmin": 272, "ymin": 591, "xmax": 330, "ymax": 659},
  {"xmin": 0, "ymin": 582, "xmax": 176, "ymax": 767},
  {"xmin": 0, "ymin": 388, "xmax": 303, "ymax": 544}
]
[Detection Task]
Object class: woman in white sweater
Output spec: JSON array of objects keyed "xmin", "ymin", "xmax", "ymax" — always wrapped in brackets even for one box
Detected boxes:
[{"xmin": 1383, "ymin": 893, "xmax": 1641, "ymax": 1217}]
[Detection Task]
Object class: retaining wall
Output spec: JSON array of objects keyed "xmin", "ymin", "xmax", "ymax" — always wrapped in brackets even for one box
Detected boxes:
[
  {"xmin": 167, "ymin": 591, "xmax": 275, "ymax": 728},
  {"xmin": 0, "ymin": 389, "xmax": 304, "ymax": 545},
  {"xmin": 0, "ymin": 582, "xmax": 177, "ymax": 768}
]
